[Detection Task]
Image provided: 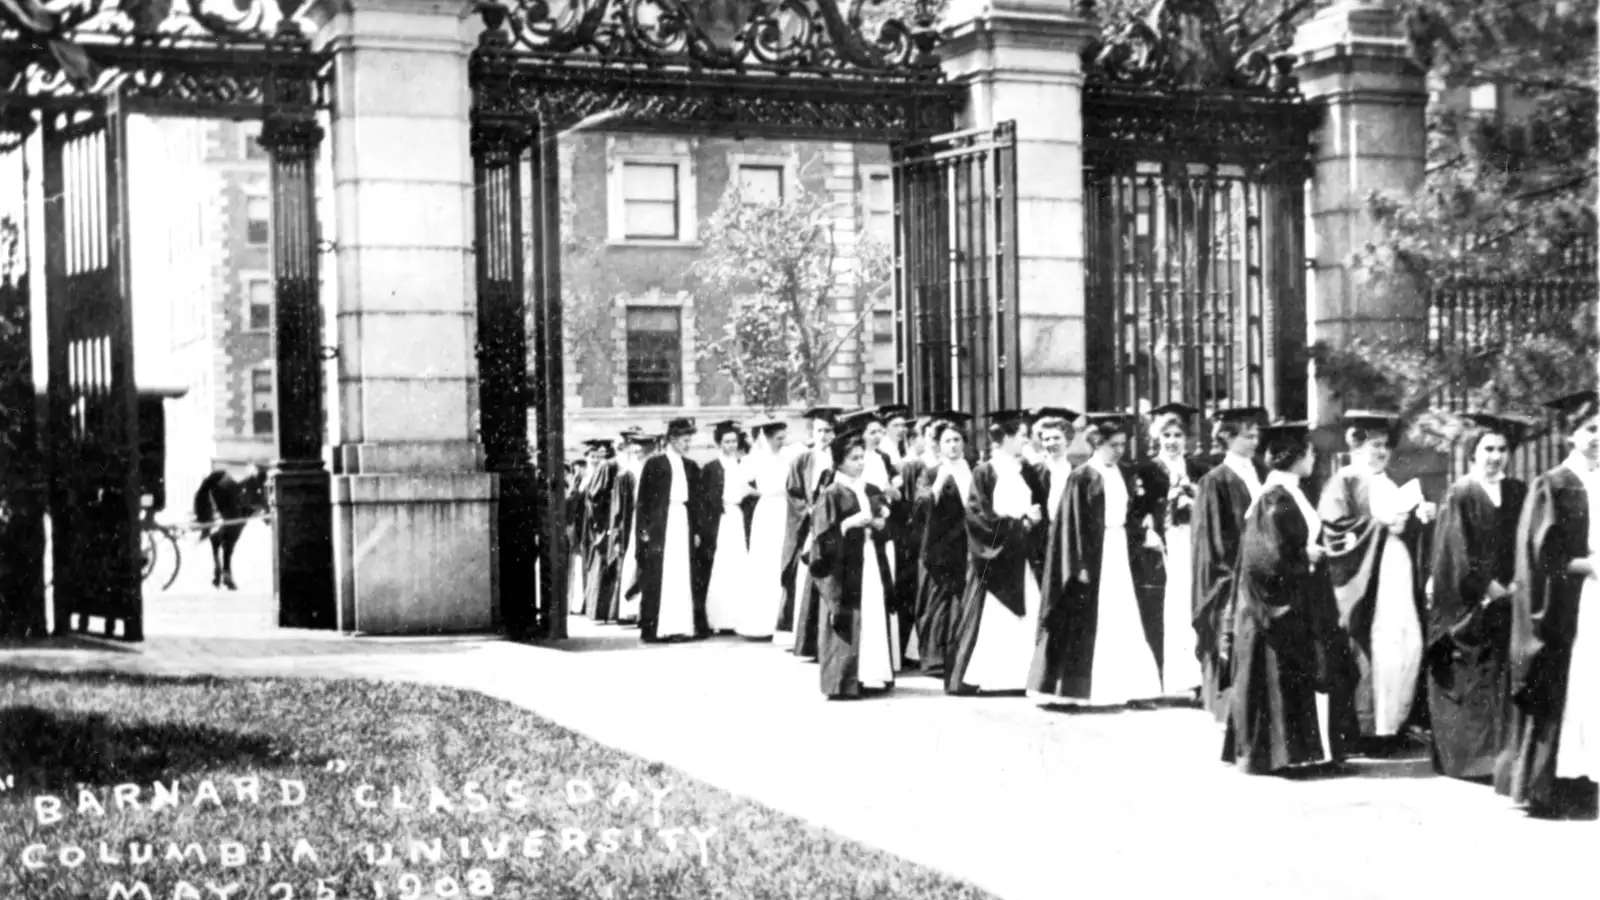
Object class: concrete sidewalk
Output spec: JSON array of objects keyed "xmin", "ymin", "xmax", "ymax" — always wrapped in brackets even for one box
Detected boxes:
[{"xmin": 2, "ymin": 617, "xmax": 1593, "ymax": 900}]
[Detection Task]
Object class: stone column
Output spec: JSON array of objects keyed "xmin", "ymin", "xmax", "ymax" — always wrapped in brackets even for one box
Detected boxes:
[
  {"xmin": 939, "ymin": 0, "xmax": 1096, "ymax": 411},
  {"xmin": 1293, "ymin": 1, "xmax": 1428, "ymax": 401},
  {"xmin": 1293, "ymin": 0, "xmax": 1431, "ymax": 482},
  {"xmin": 310, "ymin": 0, "xmax": 498, "ymax": 634}
]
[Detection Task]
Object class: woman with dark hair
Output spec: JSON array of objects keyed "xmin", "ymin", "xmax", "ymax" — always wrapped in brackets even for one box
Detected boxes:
[
  {"xmin": 1223, "ymin": 422, "xmax": 1333, "ymax": 775},
  {"xmin": 1139, "ymin": 402, "xmax": 1211, "ymax": 697},
  {"xmin": 811, "ymin": 424, "xmax": 897, "ymax": 698},
  {"xmin": 566, "ymin": 455, "xmax": 592, "ymax": 619},
  {"xmin": 1191, "ymin": 406, "xmax": 1269, "ymax": 723},
  {"xmin": 914, "ymin": 415, "xmax": 974, "ymax": 679},
  {"xmin": 946, "ymin": 410, "xmax": 1048, "ymax": 694},
  {"xmin": 1497, "ymin": 390, "xmax": 1600, "ymax": 817},
  {"xmin": 583, "ymin": 438, "xmax": 625, "ymax": 622},
  {"xmin": 1425, "ymin": 413, "xmax": 1530, "ymax": 781},
  {"xmin": 1319, "ymin": 411, "xmax": 1438, "ymax": 754},
  {"xmin": 703, "ymin": 420, "xmax": 751, "ymax": 634},
  {"xmin": 1030, "ymin": 413, "xmax": 1164, "ymax": 706},
  {"xmin": 736, "ymin": 417, "xmax": 790, "ymax": 640},
  {"xmin": 857, "ymin": 411, "xmax": 907, "ymax": 670}
]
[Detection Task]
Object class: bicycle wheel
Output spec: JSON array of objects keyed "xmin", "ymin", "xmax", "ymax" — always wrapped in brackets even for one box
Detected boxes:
[{"xmin": 157, "ymin": 526, "xmax": 183, "ymax": 592}]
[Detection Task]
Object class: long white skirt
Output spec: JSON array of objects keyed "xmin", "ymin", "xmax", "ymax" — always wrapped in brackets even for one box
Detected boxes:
[
  {"xmin": 963, "ymin": 563, "xmax": 1041, "ymax": 692},
  {"xmin": 1162, "ymin": 524, "xmax": 1202, "ymax": 694},
  {"xmin": 567, "ymin": 551, "xmax": 586, "ymax": 616},
  {"xmin": 705, "ymin": 506, "xmax": 747, "ymax": 632},
  {"xmin": 859, "ymin": 541, "xmax": 896, "ymax": 689},
  {"xmin": 618, "ymin": 514, "xmax": 640, "ymax": 622},
  {"xmin": 1370, "ymin": 536, "xmax": 1423, "ymax": 735},
  {"xmin": 655, "ymin": 503, "xmax": 696, "ymax": 639},
  {"xmin": 1086, "ymin": 526, "xmax": 1164, "ymax": 705},
  {"xmin": 737, "ymin": 497, "xmax": 787, "ymax": 638},
  {"xmin": 883, "ymin": 539, "xmax": 902, "ymax": 672},
  {"xmin": 1558, "ymin": 576, "xmax": 1600, "ymax": 778}
]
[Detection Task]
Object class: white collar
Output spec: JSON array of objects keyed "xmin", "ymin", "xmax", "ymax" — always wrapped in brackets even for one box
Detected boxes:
[
  {"xmin": 1223, "ymin": 453, "xmax": 1259, "ymax": 480},
  {"xmin": 1565, "ymin": 451, "xmax": 1600, "ymax": 476}
]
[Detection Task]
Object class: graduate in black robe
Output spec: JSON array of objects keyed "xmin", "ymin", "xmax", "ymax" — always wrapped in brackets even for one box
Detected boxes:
[
  {"xmin": 1029, "ymin": 413, "xmax": 1163, "ymax": 705},
  {"xmin": 1190, "ymin": 406, "xmax": 1268, "ymax": 723},
  {"xmin": 610, "ymin": 441, "xmax": 640, "ymax": 619},
  {"xmin": 1222, "ymin": 422, "xmax": 1334, "ymax": 775},
  {"xmin": 1136, "ymin": 402, "xmax": 1212, "ymax": 695},
  {"xmin": 879, "ymin": 404, "xmax": 923, "ymax": 663},
  {"xmin": 811, "ymin": 424, "xmax": 897, "ymax": 699},
  {"xmin": 1318, "ymin": 411, "xmax": 1438, "ymax": 757},
  {"xmin": 635, "ymin": 417, "xmax": 704, "ymax": 643},
  {"xmin": 779, "ymin": 406, "xmax": 841, "ymax": 658},
  {"xmin": 947, "ymin": 410, "xmax": 1048, "ymax": 695},
  {"xmin": 565, "ymin": 459, "xmax": 591, "ymax": 616},
  {"xmin": 1497, "ymin": 390, "xmax": 1600, "ymax": 817},
  {"xmin": 1426, "ymin": 414, "xmax": 1529, "ymax": 781},
  {"xmin": 582, "ymin": 439, "xmax": 623, "ymax": 622},
  {"xmin": 914, "ymin": 415, "xmax": 973, "ymax": 679}
]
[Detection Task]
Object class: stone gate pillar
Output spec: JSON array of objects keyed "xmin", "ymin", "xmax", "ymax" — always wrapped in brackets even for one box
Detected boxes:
[
  {"xmin": 1293, "ymin": 1, "xmax": 1428, "ymax": 413},
  {"xmin": 940, "ymin": 0, "xmax": 1096, "ymax": 411},
  {"xmin": 309, "ymin": 0, "xmax": 498, "ymax": 633}
]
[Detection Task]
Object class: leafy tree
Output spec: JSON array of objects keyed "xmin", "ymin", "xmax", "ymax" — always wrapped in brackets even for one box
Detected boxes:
[
  {"xmin": 1315, "ymin": 0, "xmax": 1598, "ymax": 446},
  {"xmin": 691, "ymin": 173, "xmax": 893, "ymax": 411}
]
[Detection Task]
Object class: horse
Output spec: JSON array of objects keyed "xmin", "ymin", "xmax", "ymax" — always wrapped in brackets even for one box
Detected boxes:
[{"xmin": 192, "ymin": 466, "xmax": 269, "ymax": 590}]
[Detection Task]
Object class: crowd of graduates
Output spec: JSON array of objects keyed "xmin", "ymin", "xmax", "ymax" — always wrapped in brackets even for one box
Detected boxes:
[{"xmin": 564, "ymin": 392, "xmax": 1600, "ymax": 820}]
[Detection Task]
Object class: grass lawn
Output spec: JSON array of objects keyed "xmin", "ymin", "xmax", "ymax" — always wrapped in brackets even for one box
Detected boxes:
[{"xmin": 0, "ymin": 669, "xmax": 996, "ymax": 900}]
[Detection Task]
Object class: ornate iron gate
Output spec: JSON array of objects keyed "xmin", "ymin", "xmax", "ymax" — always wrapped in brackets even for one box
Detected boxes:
[
  {"xmin": 1081, "ymin": 12, "xmax": 1316, "ymax": 456},
  {"xmin": 467, "ymin": 0, "xmax": 956, "ymax": 638},
  {"xmin": 41, "ymin": 100, "xmax": 142, "ymax": 639},
  {"xmin": 893, "ymin": 123, "xmax": 1020, "ymax": 431}
]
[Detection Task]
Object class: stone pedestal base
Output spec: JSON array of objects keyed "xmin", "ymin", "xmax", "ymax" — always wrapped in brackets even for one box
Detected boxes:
[
  {"xmin": 332, "ymin": 472, "xmax": 499, "ymax": 634},
  {"xmin": 272, "ymin": 468, "xmax": 338, "ymax": 630}
]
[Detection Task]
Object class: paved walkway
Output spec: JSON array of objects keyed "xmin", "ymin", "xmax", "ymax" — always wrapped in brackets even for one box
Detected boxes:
[{"xmin": 3, "ymin": 609, "xmax": 1596, "ymax": 900}]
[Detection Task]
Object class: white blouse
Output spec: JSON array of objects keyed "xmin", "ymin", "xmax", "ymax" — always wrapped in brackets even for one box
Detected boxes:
[{"xmin": 1089, "ymin": 458, "xmax": 1128, "ymax": 529}]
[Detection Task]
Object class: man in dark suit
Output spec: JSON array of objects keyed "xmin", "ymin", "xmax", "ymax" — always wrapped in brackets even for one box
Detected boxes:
[{"xmin": 634, "ymin": 417, "xmax": 704, "ymax": 642}]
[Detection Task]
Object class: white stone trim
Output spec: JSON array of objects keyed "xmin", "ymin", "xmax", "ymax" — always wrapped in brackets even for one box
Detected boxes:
[{"xmin": 606, "ymin": 137, "xmax": 700, "ymax": 246}]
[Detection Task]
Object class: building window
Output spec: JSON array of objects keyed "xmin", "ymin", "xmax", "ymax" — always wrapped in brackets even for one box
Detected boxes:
[
  {"xmin": 621, "ymin": 163, "xmax": 680, "ymax": 240},
  {"xmin": 625, "ymin": 307, "xmax": 682, "ymax": 407},
  {"xmin": 246, "ymin": 196, "xmax": 270, "ymax": 245},
  {"xmin": 247, "ymin": 278, "xmax": 273, "ymax": 330},
  {"xmin": 738, "ymin": 164, "xmax": 785, "ymax": 205},
  {"xmin": 251, "ymin": 368, "xmax": 275, "ymax": 436},
  {"xmin": 241, "ymin": 123, "xmax": 269, "ymax": 161},
  {"xmin": 872, "ymin": 382, "xmax": 896, "ymax": 406},
  {"xmin": 863, "ymin": 167, "xmax": 893, "ymax": 245}
]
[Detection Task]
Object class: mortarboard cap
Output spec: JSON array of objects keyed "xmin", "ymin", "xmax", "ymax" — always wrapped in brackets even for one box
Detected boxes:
[
  {"xmin": 1213, "ymin": 406, "xmax": 1268, "ymax": 424},
  {"xmin": 802, "ymin": 406, "xmax": 845, "ymax": 423},
  {"xmin": 1151, "ymin": 401, "xmax": 1201, "ymax": 420},
  {"xmin": 582, "ymin": 438, "xmax": 615, "ymax": 450},
  {"xmin": 1082, "ymin": 411, "xmax": 1133, "ymax": 430},
  {"xmin": 984, "ymin": 408, "xmax": 1032, "ymax": 427},
  {"xmin": 1260, "ymin": 420, "xmax": 1311, "ymax": 444},
  {"xmin": 621, "ymin": 431, "xmax": 654, "ymax": 446},
  {"xmin": 1464, "ymin": 412, "xmax": 1534, "ymax": 448},
  {"xmin": 1028, "ymin": 406, "xmax": 1081, "ymax": 423},
  {"xmin": 877, "ymin": 404, "xmax": 914, "ymax": 424},
  {"xmin": 835, "ymin": 409, "xmax": 882, "ymax": 434},
  {"xmin": 928, "ymin": 409, "xmax": 975, "ymax": 425},
  {"xmin": 747, "ymin": 412, "xmax": 787, "ymax": 432},
  {"xmin": 665, "ymin": 417, "xmax": 697, "ymax": 438},
  {"xmin": 1542, "ymin": 390, "xmax": 1600, "ymax": 426}
]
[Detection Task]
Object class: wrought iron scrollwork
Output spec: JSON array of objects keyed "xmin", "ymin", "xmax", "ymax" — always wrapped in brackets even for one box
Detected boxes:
[
  {"xmin": 476, "ymin": 0, "xmax": 942, "ymax": 75},
  {"xmin": 1084, "ymin": 0, "xmax": 1300, "ymax": 95}
]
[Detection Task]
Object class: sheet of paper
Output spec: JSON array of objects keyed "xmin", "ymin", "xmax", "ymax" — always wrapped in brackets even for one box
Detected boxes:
[{"xmin": 1396, "ymin": 478, "xmax": 1425, "ymax": 513}]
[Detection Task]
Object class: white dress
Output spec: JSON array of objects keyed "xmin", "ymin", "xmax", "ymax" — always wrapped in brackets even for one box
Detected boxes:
[
  {"xmin": 1557, "ymin": 458, "xmax": 1600, "ymax": 779},
  {"xmin": 704, "ymin": 455, "xmax": 748, "ymax": 633},
  {"xmin": 654, "ymin": 452, "xmax": 697, "ymax": 640},
  {"xmin": 1367, "ymin": 472, "xmax": 1425, "ymax": 736},
  {"xmin": 850, "ymin": 478, "xmax": 897, "ymax": 689},
  {"xmin": 962, "ymin": 454, "xmax": 1040, "ymax": 692},
  {"xmin": 1083, "ymin": 460, "xmax": 1164, "ymax": 705},
  {"xmin": 738, "ymin": 448, "xmax": 789, "ymax": 639},
  {"xmin": 861, "ymin": 449, "xmax": 902, "ymax": 671},
  {"xmin": 1158, "ymin": 455, "xmax": 1202, "ymax": 694}
]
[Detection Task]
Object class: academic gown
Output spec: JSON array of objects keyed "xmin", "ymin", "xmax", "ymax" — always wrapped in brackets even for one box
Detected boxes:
[
  {"xmin": 893, "ymin": 456, "xmax": 930, "ymax": 661},
  {"xmin": 1496, "ymin": 464, "xmax": 1597, "ymax": 809},
  {"xmin": 635, "ymin": 452, "xmax": 703, "ymax": 642},
  {"xmin": 1191, "ymin": 460, "xmax": 1265, "ymax": 722},
  {"xmin": 1140, "ymin": 455, "xmax": 1211, "ymax": 692},
  {"xmin": 1222, "ymin": 484, "xmax": 1332, "ymax": 774},
  {"xmin": 1427, "ymin": 475, "xmax": 1526, "ymax": 780},
  {"xmin": 1029, "ymin": 461, "xmax": 1163, "ymax": 703},
  {"xmin": 915, "ymin": 462, "xmax": 969, "ymax": 679},
  {"xmin": 583, "ymin": 460, "xmax": 623, "ymax": 622},
  {"xmin": 812, "ymin": 479, "xmax": 897, "ymax": 698},
  {"xmin": 613, "ymin": 466, "xmax": 639, "ymax": 620},
  {"xmin": 946, "ymin": 459, "xmax": 1047, "ymax": 694},
  {"xmin": 1318, "ymin": 466, "xmax": 1431, "ymax": 753},
  {"xmin": 781, "ymin": 450, "xmax": 832, "ymax": 658},
  {"xmin": 565, "ymin": 477, "xmax": 589, "ymax": 616}
]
